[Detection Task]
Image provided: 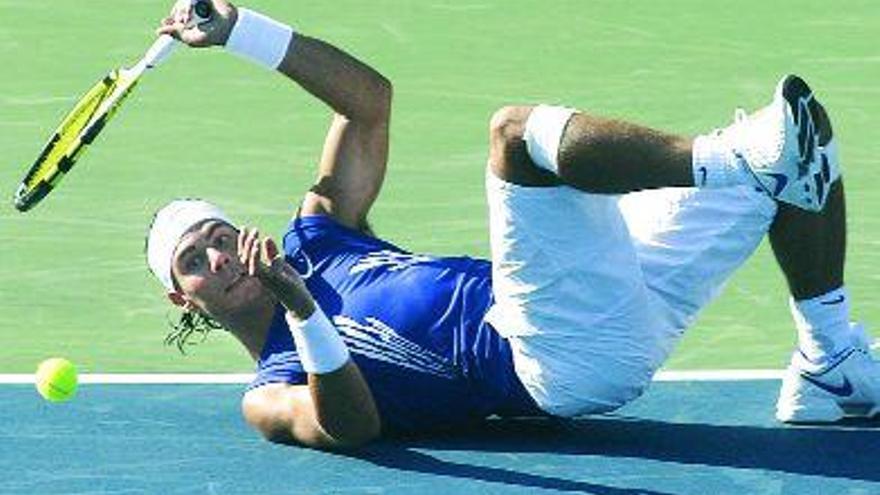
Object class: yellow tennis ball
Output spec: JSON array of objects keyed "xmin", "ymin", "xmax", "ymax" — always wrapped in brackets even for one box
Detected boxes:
[{"xmin": 35, "ymin": 358, "xmax": 78, "ymax": 402}]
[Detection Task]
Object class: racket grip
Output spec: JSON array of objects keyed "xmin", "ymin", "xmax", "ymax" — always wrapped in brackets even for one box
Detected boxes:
[
  {"xmin": 143, "ymin": 35, "xmax": 178, "ymax": 68},
  {"xmin": 142, "ymin": 1, "xmax": 212, "ymax": 69},
  {"xmin": 191, "ymin": 0, "xmax": 213, "ymax": 25}
]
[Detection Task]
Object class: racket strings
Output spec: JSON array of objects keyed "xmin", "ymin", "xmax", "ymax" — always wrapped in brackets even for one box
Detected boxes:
[
  {"xmin": 15, "ymin": 71, "xmax": 139, "ymax": 211},
  {"xmin": 22, "ymin": 75, "xmax": 116, "ymax": 188}
]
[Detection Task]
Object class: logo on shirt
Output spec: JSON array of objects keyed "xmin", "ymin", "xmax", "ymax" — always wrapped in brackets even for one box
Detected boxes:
[
  {"xmin": 290, "ymin": 250, "xmax": 314, "ymax": 279},
  {"xmin": 350, "ymin": 250, "xmax": 434, "ymax": 275},
  {"xmin": 333, "ymin": 315, "xmax": 457, "ymax": 380}
]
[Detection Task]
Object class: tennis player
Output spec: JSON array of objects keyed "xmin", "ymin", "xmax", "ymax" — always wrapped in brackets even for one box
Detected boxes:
[{"xmin": 147, "ymin": 0, "xmax": 878, "ymax": 450}]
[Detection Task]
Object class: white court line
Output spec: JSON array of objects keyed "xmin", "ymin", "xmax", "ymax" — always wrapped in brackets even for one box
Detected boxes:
[
  {"xmin": 655, "ymin": 369, "xmax": 784, "ymax": 381},
  {"xmin": 0, "ymin": 374, "xmax": 256, "ymax": 384},
  {"xmin": 0, "ymin": 370, "xmax": 784, "ymax": 385}
]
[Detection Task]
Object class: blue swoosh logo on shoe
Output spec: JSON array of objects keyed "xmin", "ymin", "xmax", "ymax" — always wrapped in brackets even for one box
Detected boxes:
[
  {"xmin": 764, "ymin": 173, "xmax": 789, "ymax": 196},
  {"xmin": 800, "ymin": 374, "xmax": 853, "ymax": 397},
  {"xmin": 820, "ymin": 295, "xmax": 845, "ymax": 305}
]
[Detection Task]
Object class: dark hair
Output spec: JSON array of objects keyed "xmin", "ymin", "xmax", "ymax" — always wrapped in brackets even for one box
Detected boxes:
[
  {"xmin": 143, "ymin": 201, "xmax": 236, "ymax": 354},
  {"xmin": 164, "ymin": 309, "xmax": 224, "ymax": 354},
  {"xmin": 159, "ymin": 219, "xmax": 230, "ymax": 354}
]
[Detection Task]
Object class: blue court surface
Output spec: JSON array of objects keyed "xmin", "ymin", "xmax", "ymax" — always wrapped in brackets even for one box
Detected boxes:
[{"xmin": 1, "ymin": 379, "xmax": 877, "ymax": 494}]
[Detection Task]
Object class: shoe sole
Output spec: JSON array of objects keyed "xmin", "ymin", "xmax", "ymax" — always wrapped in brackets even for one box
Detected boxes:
[
  {"xmin": 781, "ymin": 75, "xmax": 816, "ymax": 174},
  {"xmin": 779, "ymin": 405, "xmax": 880, "ymax": 424},
  {"xmin": 780, "ymin": 74, "xmax": 834, "ymax": 210},
  {"xmin": 777, "ymin": 364, "xmax": 880, "ymax": 424}
]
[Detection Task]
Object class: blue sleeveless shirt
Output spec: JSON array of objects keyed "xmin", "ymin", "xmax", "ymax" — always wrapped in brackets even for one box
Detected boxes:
[{"xmin": 247, "ymin": 215, "xmax": 541, "ymax": 433}]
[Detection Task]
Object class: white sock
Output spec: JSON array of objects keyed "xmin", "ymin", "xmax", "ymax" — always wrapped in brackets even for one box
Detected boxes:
[
  {"xmin": 691, "ymin": 133, "xmax": 751, "ymax": 188},
  {"xmin": 790, "ymin": 287, "xmax": 853, "ymax": 364}
]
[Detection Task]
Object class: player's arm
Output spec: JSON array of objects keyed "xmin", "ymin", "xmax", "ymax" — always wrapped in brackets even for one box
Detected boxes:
[
  {"xmin": 241, "ymin": 367, "xmax": 379, "ymax": 450},
  {"xmin": 239, "ymin": 320, "xmax": 381, "ymax": 451},
  {"xmin": 279, "ymin": 36, "xmax": 391, "ymax": 232},
  {"xmin": 158, "ymin": 0, "xmax": 391, "ymax": 232},
  {"xmin": 239, "ymin": 231, "xmax": 381, "ymax": 450}
]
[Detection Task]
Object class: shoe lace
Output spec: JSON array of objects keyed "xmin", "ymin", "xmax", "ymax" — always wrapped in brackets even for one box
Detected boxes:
[
  {"xmin": 710, "ymin": 108, "xmax": 749, "ymax": 139},
  {"xmin": 730, "ymin": 109, "xmax": 750, "ymax": 151}
]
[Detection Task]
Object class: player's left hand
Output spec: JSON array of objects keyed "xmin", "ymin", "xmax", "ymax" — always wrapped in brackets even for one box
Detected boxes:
[
  {"xmin": 238, "ymin": 226, "xmax": 316, "ymax": 317},
  {"xmin": 157, "ymin": 0, "xmax": 237, "ymax": 48}
]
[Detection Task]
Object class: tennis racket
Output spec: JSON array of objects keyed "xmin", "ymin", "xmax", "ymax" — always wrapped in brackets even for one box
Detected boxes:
[{"xmin": 13, "ymin": 0, "xmax": 212, "ymax": 212}]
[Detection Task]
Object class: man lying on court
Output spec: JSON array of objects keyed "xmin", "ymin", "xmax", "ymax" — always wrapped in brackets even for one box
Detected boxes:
[{"xmin": 147, "ymin": 0, "xmax": 878, "ymax": 450}]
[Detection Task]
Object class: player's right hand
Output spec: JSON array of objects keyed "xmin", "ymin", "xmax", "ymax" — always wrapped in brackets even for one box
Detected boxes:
[{"xmin": 157, "ymin": 0, "xmax": 238, "ymax": 48}]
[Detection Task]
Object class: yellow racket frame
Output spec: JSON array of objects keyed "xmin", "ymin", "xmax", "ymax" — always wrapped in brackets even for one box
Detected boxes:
[{"xmin": 13, "ymin": 70, "xmax": 139, "ymax": 212}]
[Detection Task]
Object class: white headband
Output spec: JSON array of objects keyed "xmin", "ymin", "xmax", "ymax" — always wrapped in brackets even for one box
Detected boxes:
[{"xmin": 146, "ymin": 199, "xmax": 232, "ymax": 291}]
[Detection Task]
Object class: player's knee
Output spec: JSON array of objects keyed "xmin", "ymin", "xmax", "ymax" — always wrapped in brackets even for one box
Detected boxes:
[
  {"xmin": 488, "ymin": 106, "xmax": 558, "ymax": 186},
  {"xmin": 489, "ymin": 106, "xmax": 531, "ymax": 148},
  {"xmin": 488, "ymin": 105, "xmax": 530, "ymax": 179}
]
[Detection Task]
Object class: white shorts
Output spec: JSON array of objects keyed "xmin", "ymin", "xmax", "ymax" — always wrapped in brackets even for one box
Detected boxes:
[{"xmin": 484, "ymin": 170, "xmax": 776, "ymax": 416}]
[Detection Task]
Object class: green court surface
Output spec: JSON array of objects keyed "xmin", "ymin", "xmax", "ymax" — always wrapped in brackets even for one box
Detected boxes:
[
  {"xmin": 1, "ymin": 1, "xmax": 878, "ymax": 373},
  {"xmin": 2, "ymin": 2, "xmax": 880, "ymax": 494}
]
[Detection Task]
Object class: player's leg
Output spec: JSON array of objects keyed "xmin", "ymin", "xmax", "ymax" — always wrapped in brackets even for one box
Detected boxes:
[
  {"xmin": 769, "ymin": 185, "xmax": 845, "ymax": 303},
  {"xmin": 617, "ymin": 75, "xmax": 840, "ymax": 336},
  {"xmin": 768, "ymin": 95, "xmax": 845, "ymax": 303},
  {"xmin": 620, "ymin": 181, "xmax": 848, "ymax": 363},
  {"xmin": 514, "ymin": 75, "xmax": 834, "ymax": 211},
  {"xmin": 558, "ymin": 113, "xmax": 699, "ymax": 192},
  {"xmin": 617, "ymin": 77, "xmax": 876, "ymax": 423},
  {"xmin": 484, "ymin": 107, "xmax": 668, "ymax": 417},
  {"xmin": 771, "ymin": 177, "xmax": 880, "ymax": 422},
  {"xmin": 482, "ymin": 77, "xmax": 824, "ymax": 415},
  {"xmin": 488, "ymin": 105, "xmax": 696, "ymax": 191},
  {"xmin": 485, "ymin": 75, "xmax": 854, "ymax": 420},
  {"xmin": 620, "ymin": 185, "xmax": 777, "ymax": 342}
]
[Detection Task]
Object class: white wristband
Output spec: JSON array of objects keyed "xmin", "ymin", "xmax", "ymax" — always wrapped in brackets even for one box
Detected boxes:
[
  {"xmin": 286, "ymin": 310, "xmax": 350, "ymax": 374},
  {"xmin": 225, "ymin": 8, "xmax": 294, "ymax": 70}
]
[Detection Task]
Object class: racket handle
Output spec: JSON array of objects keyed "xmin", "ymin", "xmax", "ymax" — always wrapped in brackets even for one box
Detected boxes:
[
  {"xmin": 191, "ymin": 0, "xmax": 213, "ymax": 25},
  {"xmin": 141, "ymin": 1, "xmax": 213, "ymax": 70},
  {"xmin": 143, "ymin": 35, "xmax": 178, "ymax": 69}
]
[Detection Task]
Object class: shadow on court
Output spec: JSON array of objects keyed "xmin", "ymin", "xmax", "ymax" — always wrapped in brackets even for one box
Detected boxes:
[
  {"xmin": 360, "ymin": 415, "xmax": 880, "ymax": 491},
  {"xmin": 362, "ymin": 426, "xmax": 678, "ymax": 494},
  {"xmin": 3, "ymin": 381, "xmax": 878, "ymax": 494}
]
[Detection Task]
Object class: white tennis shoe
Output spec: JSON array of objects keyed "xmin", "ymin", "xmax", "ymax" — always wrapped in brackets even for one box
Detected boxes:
[
  {"xmin": 776, "ymin": 323, "xmax": 880, "ymax": 423},
  {"xmin": 719, "ymin": 74, "xmax": 838, "ymax": 212}
]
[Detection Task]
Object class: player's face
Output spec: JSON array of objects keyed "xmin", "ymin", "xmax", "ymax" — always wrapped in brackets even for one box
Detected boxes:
[{"xmin": 170, "ymin": 220, "xmax": 264, "ymax": 318}]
